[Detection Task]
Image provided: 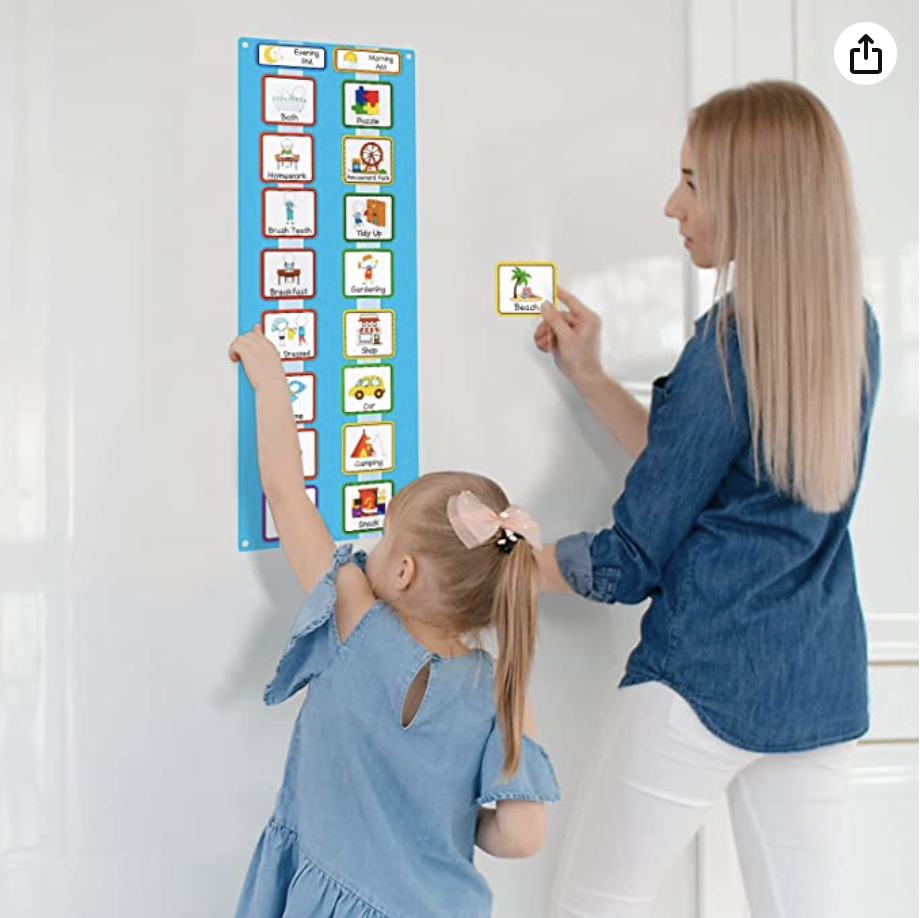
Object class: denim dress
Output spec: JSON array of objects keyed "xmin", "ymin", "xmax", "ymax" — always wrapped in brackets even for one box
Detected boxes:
[
  {"xmin": 556, "ymin": 298, "xmax": 882, "ymax": 753},
  {"xmin": 236, "ymin": 544, "xmax": 561, "ymax": 918}
]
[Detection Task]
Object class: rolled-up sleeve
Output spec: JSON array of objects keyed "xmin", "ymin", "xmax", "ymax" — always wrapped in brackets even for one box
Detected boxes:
[{"xmin": 556, "ymin": 312, "xmax": 749, "ymax": 604}]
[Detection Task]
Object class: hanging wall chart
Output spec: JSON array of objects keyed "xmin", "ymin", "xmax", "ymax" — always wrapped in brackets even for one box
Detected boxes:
[{"xmin": 238, "ymin": 38, "xmax": 419, "ymax": 551}]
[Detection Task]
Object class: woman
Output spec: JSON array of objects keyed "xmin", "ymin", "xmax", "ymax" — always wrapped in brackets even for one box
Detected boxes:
[{"xmin": 535, "ymin": 81, "xmax": 881, "ymax": 918}]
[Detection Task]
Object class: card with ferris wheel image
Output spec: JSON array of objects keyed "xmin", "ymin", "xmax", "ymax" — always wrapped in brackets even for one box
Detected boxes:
[{"xmin": 343, "ymin": 136, "xmax": 394, "ymax": 185}]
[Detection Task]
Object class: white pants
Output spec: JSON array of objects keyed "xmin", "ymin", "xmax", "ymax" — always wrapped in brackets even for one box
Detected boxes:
[{"xmin": 552, "ymin": 681, "xmax": 853, "ymax": 918}]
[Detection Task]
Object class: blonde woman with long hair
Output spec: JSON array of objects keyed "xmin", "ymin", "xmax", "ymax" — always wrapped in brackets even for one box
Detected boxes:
[{"xmin": 535, "ymin": 81, "xmax": 880, "ymax": 918}]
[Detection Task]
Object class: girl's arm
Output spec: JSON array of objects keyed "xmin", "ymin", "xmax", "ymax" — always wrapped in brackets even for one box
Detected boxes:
[
  {"xmin": 475, "ymin": 698, "xmax": 548, "ymax": 859},
  {"xmin": 534, "ymin": 287, "xmax": 650, "ymax": 459},
  {"xmin": 230, "ymin": 326, "xmax": 334, "ymax": 593},
  {"xmin": 476, "ymin": 800, "xmax": 547, "ymax": 859},
  {"xmin": 229, "ymin": 328, "xmax": 375, "ymax": 635}
]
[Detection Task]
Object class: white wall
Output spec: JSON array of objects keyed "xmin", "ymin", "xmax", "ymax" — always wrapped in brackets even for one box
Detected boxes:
[
  {"xmin": 0, "ymin": 3, "xmax": 692, "ymax": 916},
  {"xmin": 0, "ymin": 2, "xmax": 915, "ymax": 918}
]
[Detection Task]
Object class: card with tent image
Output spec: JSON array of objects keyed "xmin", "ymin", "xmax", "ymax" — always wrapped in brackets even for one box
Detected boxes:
[{"xmin": 343, "ymin": 422, "xmax": 395, "ymax": 474}]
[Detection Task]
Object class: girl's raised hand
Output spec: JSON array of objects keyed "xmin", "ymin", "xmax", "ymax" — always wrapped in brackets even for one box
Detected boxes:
[
  {"xmin": 228, "ymin": 325, "xmax": 287, "ymax": 392},
  {"xmin": 533, "ymin": 286, "xmax": 604, "ymax": 387}
]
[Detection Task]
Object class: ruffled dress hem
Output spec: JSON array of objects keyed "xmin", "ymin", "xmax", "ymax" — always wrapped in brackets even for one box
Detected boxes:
[{"xmin": 237, "ymin": 819, "xmax": 400, "ymax": 918}]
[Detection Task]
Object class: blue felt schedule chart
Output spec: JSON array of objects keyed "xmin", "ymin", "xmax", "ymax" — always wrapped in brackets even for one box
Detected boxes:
[{"xmin": 238, "ymin": 38, "xmax": 419, "ymax": 551}]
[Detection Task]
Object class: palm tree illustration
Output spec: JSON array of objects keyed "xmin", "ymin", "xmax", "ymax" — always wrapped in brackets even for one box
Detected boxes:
[{"xmin": 511, "ymin": 267, "xmax": 532, "ymax": 300}]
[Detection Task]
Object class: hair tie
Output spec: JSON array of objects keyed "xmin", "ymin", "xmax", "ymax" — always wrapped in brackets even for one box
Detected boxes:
[{"xmin": 446, "ymin": 491, "xmax": 542, "ymax": 553}]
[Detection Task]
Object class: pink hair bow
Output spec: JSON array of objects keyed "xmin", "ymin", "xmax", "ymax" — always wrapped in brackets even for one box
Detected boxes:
[{"xmin": 446, "ymin": 490, "xmax": 543, "ymax": 552}]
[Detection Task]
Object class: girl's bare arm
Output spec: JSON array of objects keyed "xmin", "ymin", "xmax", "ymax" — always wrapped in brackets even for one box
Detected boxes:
[
  {"xmin": 476, "ymin": 698, "xmax": 548, "ymax": 859},
  {"xmin": 229, "ymin": 328, "xmax": 375, "ymax": 633}
]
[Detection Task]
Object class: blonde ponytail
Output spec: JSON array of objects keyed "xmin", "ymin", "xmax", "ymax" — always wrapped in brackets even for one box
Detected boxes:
[{"xmin": 492, "ymin": 543, "xmax": 539, "ymax": 779}]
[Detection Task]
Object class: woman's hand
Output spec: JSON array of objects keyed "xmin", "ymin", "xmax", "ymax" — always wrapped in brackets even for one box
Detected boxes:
[
  {"xmin": 228, "ymin": 325, "xmax": 287, "ymax": 392},
  {"xmin": 535, "ymin": 286, "xmax": 650, "ymax": 458},
  {"xmin": 533, "ymin": 287, "xmax": 604, "ymax": 389}
]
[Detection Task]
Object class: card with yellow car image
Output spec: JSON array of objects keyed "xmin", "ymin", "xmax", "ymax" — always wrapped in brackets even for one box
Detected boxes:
[{"xmin": 342, "ymin": 364, "xmax": 393, "ymax": 414}]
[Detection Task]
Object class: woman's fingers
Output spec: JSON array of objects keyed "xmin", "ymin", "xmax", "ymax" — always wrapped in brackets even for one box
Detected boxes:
[
  {"xmin": 534, "ymin": 324, "xmax": 554, "ymax": 353},
  {"xmin": 535, "ymin": 299, "xmax": 584, "ymax": 359},
  {"xmin": 538, "ymin": 305, "xmax": 577, "ymax": 339},
  {"xmin": 557, "ymin": 285, "xmax": 594, "ymax": 319},
  {"xmin": 534, "ymin": 318, "xmax": 553, "ymax": 340},
  {"xmin": 539, "ymin": 302, "xmax": 575, "ymax": 342}
]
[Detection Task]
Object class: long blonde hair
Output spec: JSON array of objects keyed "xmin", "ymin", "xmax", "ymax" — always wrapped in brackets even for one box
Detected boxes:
[
  {"xmin": 387, "ymin": 472, "xmax": 538, "ymax": 779},
  {"xmin": 689, "ymin": 81, "xmax": 870, "ymax": 512}
]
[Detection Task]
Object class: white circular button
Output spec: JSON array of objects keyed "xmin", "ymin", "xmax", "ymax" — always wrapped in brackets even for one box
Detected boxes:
[{"xmin": 834, "ymin": 22, "xmax": 897, "ymax": 85}]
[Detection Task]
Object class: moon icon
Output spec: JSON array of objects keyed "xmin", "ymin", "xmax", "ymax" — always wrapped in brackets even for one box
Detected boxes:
[{"xmin": 264, "ymin": 46, "xmax": 280, "ymax": 63}]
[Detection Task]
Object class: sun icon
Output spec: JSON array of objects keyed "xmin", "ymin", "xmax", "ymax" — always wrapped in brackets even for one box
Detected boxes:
[{"xmin": 343, "ymin": 50, "xmax": 358, "ymax": 66}]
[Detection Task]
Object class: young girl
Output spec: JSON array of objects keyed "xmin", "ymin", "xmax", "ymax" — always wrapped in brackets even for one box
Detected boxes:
[{"xmin": 228, "ymin": 327, "xmax": 560, "ymax": 918}]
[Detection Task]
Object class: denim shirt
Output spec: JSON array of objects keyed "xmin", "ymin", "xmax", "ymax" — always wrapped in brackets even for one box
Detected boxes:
[{"xmin": 556, "ymin": 299, "xmax": 881, "ymax": 753}]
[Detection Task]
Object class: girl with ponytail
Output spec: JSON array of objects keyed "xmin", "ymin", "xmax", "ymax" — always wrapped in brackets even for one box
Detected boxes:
[{"xmin": 229, "ymin": 327, "xmax": 559, "ymax": 918}]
